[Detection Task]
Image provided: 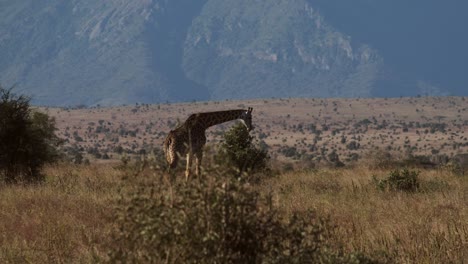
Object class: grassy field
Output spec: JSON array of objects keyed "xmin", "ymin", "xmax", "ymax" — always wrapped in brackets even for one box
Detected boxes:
[
  {"xmin": 1, "ymin": 97, "xmax": 466, "ymax": 263},
  {"xmin": 0, "ymin": 161, "xmax": 466, "ymax": 263},
  {"xmin": 260, "ymin": 166, "xmax": 468, "ymax": 263},
  {"xmin": 0, "ymin": 164, "xmax": 120, "ymax": 263}
]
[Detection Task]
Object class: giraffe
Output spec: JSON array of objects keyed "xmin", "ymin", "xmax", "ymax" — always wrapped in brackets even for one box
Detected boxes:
[{"xmin": 163, "ymin": 107, "xmax": 253, "ymax": 180}]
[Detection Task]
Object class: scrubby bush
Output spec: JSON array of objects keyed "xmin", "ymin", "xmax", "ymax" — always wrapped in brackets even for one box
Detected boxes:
[
  {"xmin": 346, "ymin": 141, "xmax": 360, "ymax": 150},
  {"xmin": 327, "ymin": 150, "xmax": 345, "ymax": 168},
  {"xmin": 0, "ymin": 86, "xmax": 61, "ymax": 183},
  {"xmin": 373, "ymin": 168, "xmax": 420, "ymax": 192},
  {"xmin": 215, "ymin": 123, "xmax": 269, "ymax": 178},
  {"xmin": 108, "ymin": 168, "xmax": 379, "ymax": 263}
]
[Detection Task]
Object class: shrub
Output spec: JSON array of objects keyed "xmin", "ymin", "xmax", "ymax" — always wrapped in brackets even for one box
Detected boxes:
[
  {"xmin": 346, "ymin": 141, "xmax": 360, "ymax": 150},
  {"xmin": 0, "ymin": 86, "xmax": 61, "ymax": 183},
  {"xmin": 279, "ymin": 146, "xmax": 300, "ymax": 159},
  {"xmin": 215, "ymin": 123, "xmax": 269, "ymax": 178},
  {"xmin": 108, "ymin": 169, "xmax": 379, "ymax": 263},
  {"xmin": 373, "ymin": 168, "xmax": 420, "ymax": 192},
  {"xmin": 327, "ymin": 150, "xmax": 345, "ymax": 168}
]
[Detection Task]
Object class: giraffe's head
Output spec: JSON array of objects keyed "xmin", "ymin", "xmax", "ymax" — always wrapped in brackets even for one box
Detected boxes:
[{"xmin": 240, "ymin": 107, "xmax": 254, "ymax": 131}]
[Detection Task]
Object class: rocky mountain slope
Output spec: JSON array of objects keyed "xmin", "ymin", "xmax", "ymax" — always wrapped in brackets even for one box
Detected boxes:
[
  {"xmin": 0, "ymin": 0, "xmax": 465, "ymax": 106},
  {"xmin": 182, "ymin": 0, "xmax": 383, "ymax": 100}
]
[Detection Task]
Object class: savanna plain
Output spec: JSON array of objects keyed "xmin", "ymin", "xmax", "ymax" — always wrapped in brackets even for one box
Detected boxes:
[{"xmin": 1, "ymin": 97, "xmax": 467, "ymax": 263}]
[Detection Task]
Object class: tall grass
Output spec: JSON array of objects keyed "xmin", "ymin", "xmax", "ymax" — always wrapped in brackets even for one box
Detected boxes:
[
  {"xmin": 0, "ymin": 164, "xmax": 123, "ymax": 263},
  {"xmin": 0, "ymin": 162, "xmax": 466, "ymax": 263},
  {"xmin": 259, "ymin": 166, "xmax": 468, "ymax": 263}
]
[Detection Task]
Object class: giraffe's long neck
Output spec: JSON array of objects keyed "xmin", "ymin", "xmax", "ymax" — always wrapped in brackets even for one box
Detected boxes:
[{"xmin": 195, "ymin": 109, "xmax": 245, "ymax": 130}]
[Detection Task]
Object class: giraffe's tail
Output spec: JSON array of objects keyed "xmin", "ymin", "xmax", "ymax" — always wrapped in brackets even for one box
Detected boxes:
[{"xmin": 163, "ymin": 133, "xmax": 178, "ymax": 169}]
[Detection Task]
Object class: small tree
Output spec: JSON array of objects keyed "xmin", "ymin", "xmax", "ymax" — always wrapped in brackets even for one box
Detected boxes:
[
  {"xmin": 373, "ymin": 168, "xmax": 420, "ymax": 192},
  {"xmin": 0, "ymin": 86, "xmax": 61, "ymax": 183},
  {"xmin": 216, "ymin": 123, "xmax": 269, "ymax": 178}
]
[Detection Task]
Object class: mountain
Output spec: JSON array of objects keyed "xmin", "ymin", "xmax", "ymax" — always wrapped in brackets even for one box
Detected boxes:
[
  {"xmin": 312, "ymin": 0, "xmax": 468, "ymax": 97},
  {"xmin": 0, "ymin": 0, "xmax": 208, "ymax": 106},
  {"xmin": 0, "ymin": 0, "xmax": 466, "ymax": 106},
  {"xmin": 183, "ymin": 0, "xmax": 382, "ymax": 100}
]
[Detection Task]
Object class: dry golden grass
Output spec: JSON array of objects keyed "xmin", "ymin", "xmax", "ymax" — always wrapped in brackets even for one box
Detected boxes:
[
  {"xmin": 260, "ymin": 166, "xmax": 468, "ymax": 263},
  {"xmin": 1, "ymin": 161, "xmax": 466, "ymax": 263},
  {"xmin": 0, "ymin": 164, "xmax": 123, "ymax": 263},
  {"xmin": 2, "ymin": 96, "xmax": 468, "ymax": 263}
]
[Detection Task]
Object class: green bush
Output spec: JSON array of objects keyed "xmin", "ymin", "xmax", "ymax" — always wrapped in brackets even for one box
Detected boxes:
[
  {"xmin": 108, "ymin": 169, "xmax": 379, "ymax": 263},
  {"xmin": 373, "ymin": 168, "xmax": 420, "ymax": 192},
  {"xmin": 0, "ymin": 86, "xmax": 61, "ymax": 183},
  {"xmin": 215, "ymin": 123, "xmax": 269, "ymax": 179}
]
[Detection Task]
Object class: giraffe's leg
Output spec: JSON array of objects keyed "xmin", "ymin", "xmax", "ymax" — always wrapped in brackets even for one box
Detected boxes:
[
  {"xmin": 185, "ymin": 153, "xmax": 192, "ymax": 181},
  {"xmin": 195, "ymin": 151, "xmax": 203, "ymax": 176}
]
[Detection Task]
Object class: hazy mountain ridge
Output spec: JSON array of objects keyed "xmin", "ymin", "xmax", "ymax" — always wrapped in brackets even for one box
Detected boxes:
[
  {"xmin": 312, "ymin": 0, "xmax": 468, "ymax": 97},
  {"xmin": 183, "ymin": 0, "xmax": 383, "ymax": 99},
  {"xmin": 1, "ymin": 0, "xmax": 176, "ymax": 105},
  {"xmin": 0, "ymin": 0, "xmax": 465, "ymax": 106}
]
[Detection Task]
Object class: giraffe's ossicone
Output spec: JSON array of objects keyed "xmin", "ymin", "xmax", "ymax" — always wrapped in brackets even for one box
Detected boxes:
[{"xmin": 163, "ymin": 107, "xmax": 253, "ymax": 180}]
